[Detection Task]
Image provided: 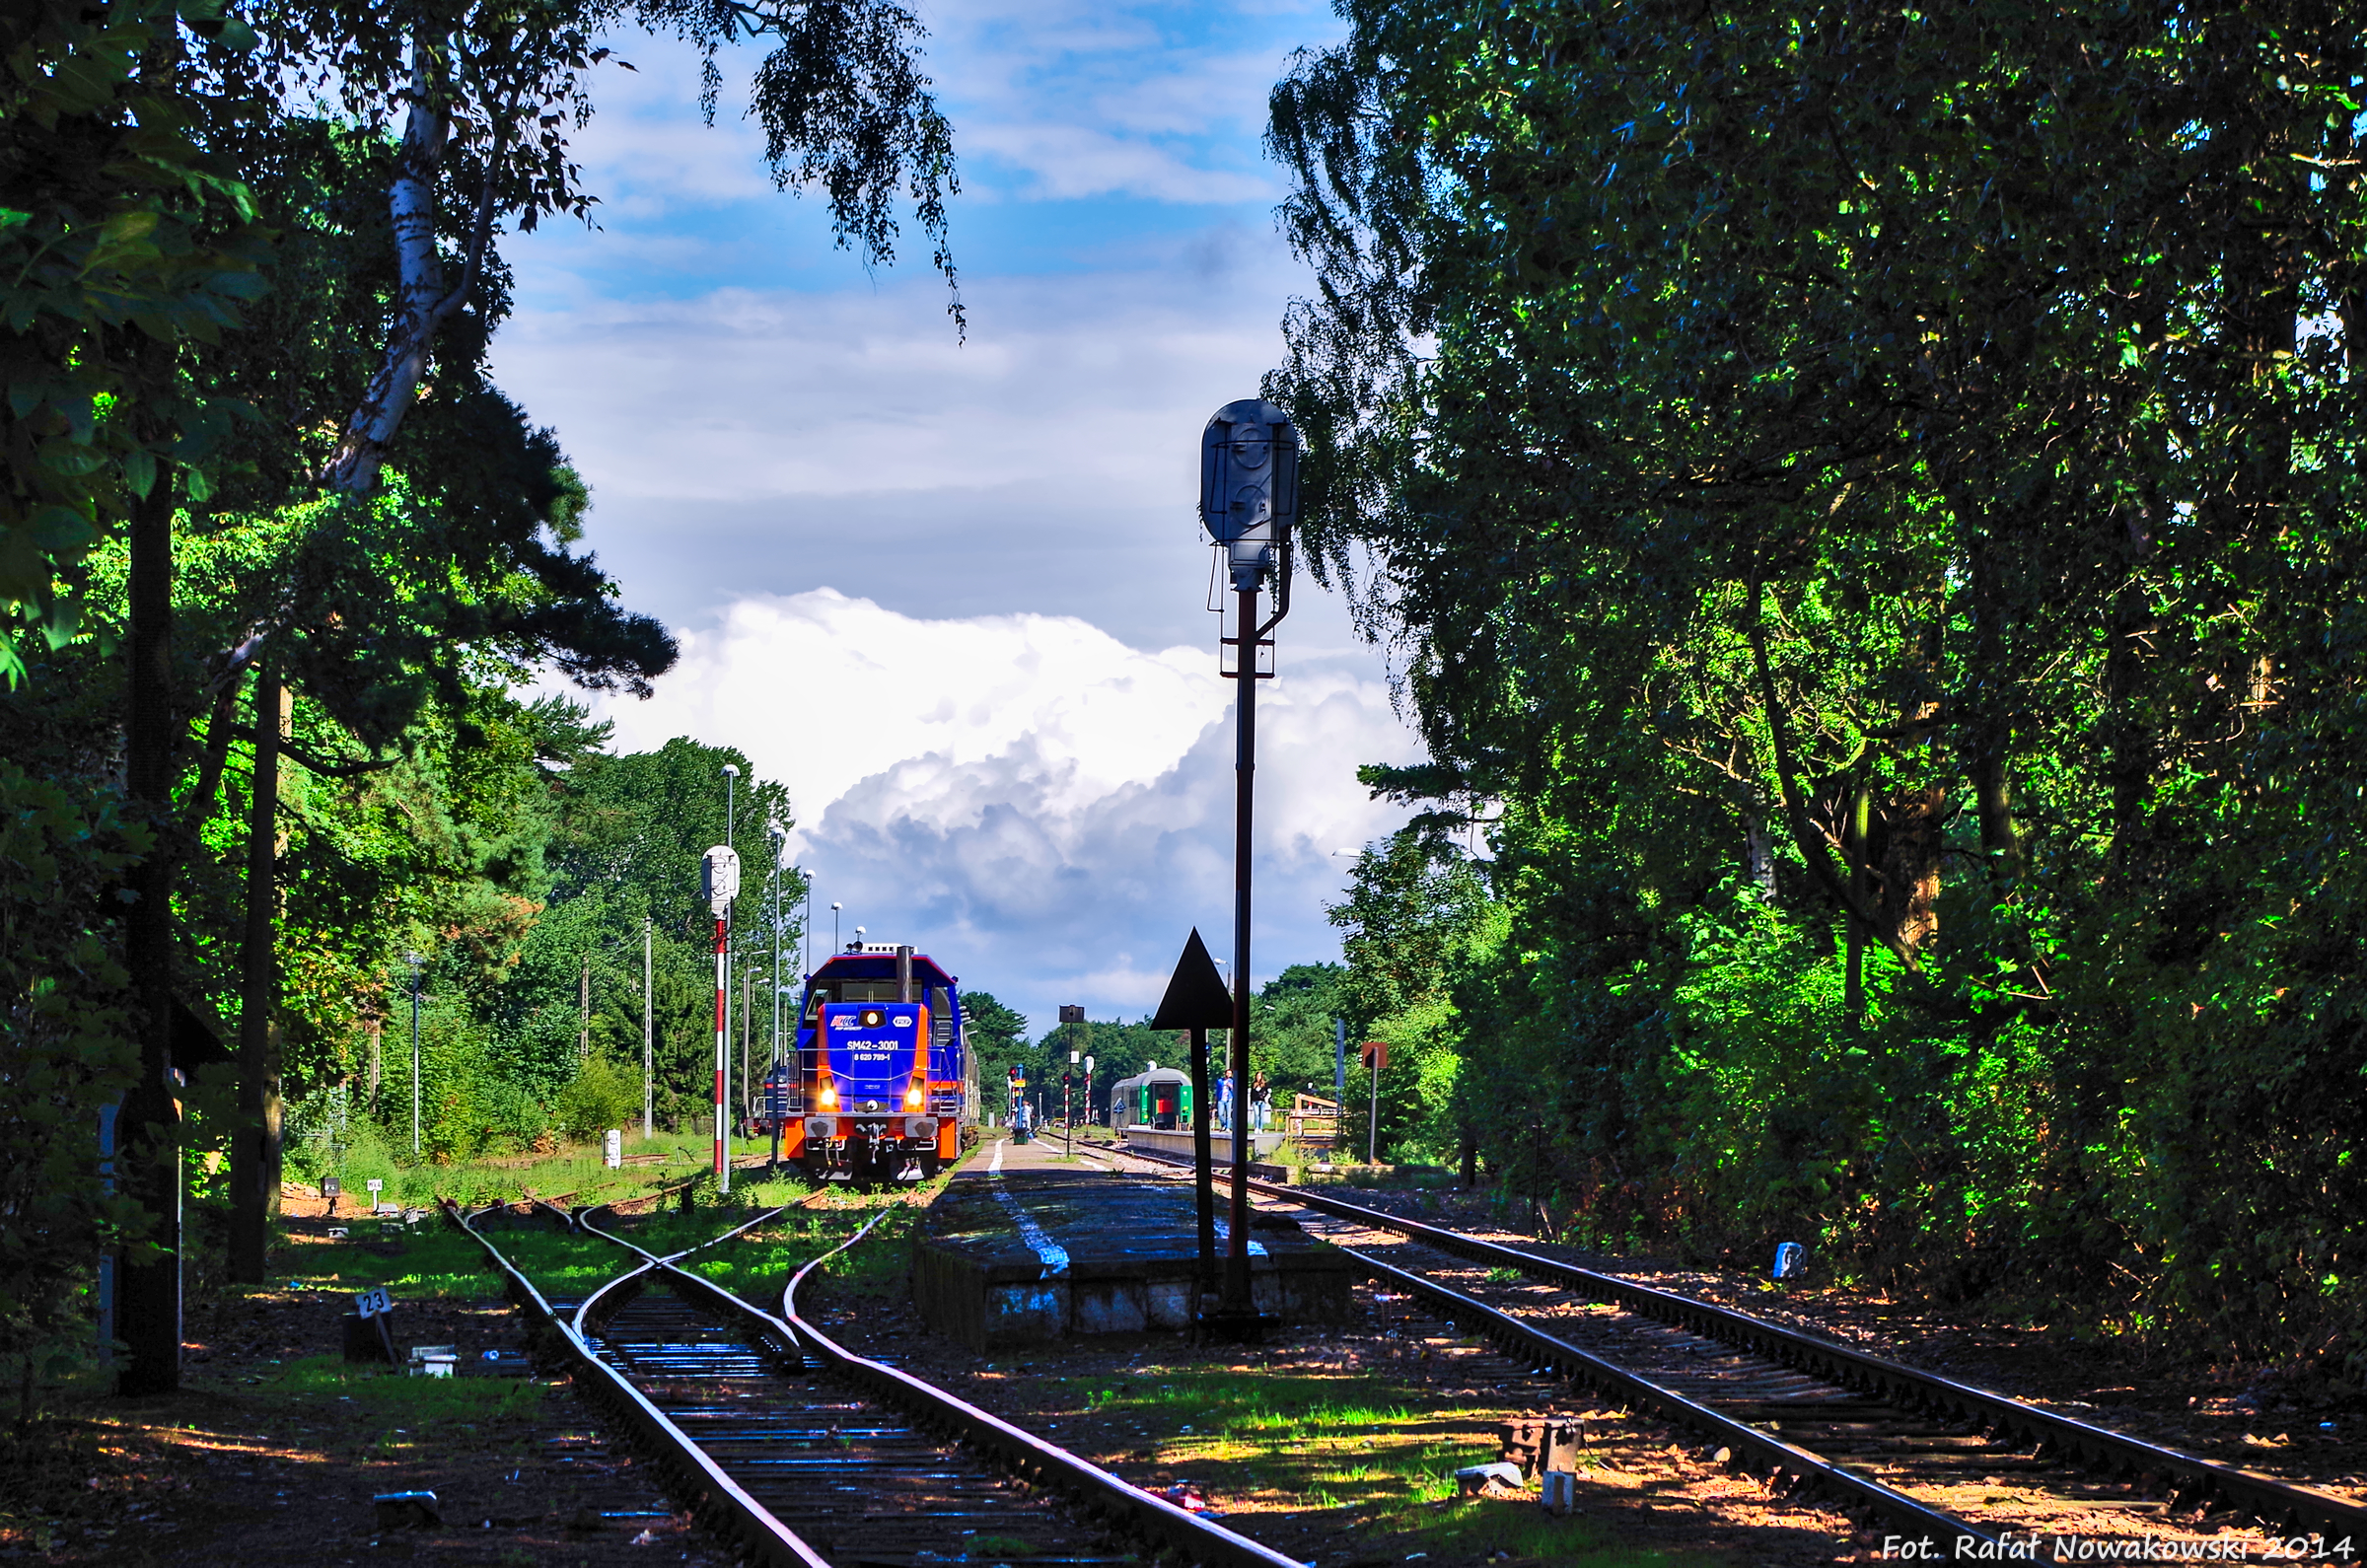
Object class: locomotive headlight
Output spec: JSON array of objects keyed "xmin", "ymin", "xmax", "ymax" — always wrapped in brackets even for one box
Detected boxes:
[
  {"xmin": 904, "ymin": 1087, "xmax": 924, "ymax": 1109},
  {"xmin": 819, "ymin": 1088, "xmax": 836, "ymax": 1109}
]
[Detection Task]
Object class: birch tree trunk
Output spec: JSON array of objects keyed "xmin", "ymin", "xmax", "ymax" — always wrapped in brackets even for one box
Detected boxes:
[{"xmin": 320, "ymin": 32, "xmax": 476, "ymax": 495}]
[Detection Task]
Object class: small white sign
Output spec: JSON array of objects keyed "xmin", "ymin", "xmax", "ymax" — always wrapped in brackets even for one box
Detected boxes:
[
  {"xmin": 603, "ymin": 1129, "xmax": 622, "ymax": 1169},
  {"xmin": 353, "ymin": 1286, "xmax": 393, "ymax": 1319},
  {"xmin": 366, "ymin": 1178, "xmax": 384, "ymax": 1193}
]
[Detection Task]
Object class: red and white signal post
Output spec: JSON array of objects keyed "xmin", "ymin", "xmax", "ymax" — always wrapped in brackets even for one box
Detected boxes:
[{"xmin": 702, "ymin": 843, "xmax": 741, "ymax": 1183}]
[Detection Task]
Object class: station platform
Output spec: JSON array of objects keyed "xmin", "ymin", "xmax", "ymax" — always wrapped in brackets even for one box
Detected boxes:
[
  {"xmin": 1119, "ymin": 1127, "xmax": 1289, "ymax": 1170},
  {"xmin": 910, "ymin": 1134, "xmax": 1354, "ymax": 1350}
]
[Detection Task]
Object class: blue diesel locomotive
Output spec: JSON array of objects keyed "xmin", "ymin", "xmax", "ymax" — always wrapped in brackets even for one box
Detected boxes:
[{"xmin": 759, "ymin": 943, "xmax": 977, "ymax": 1182}]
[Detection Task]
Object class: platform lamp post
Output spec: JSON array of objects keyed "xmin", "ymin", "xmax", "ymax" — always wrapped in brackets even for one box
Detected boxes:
[
  {"xmin": 1058, "ymin": 1005, "xmax": 1085, "ymax": 1155},
  {"xmin": 1333, "ymin": 1017, "xmax": 1347, "ymax": 1114},
  {"xmin": 742, "ymin": 963, "xmax": 757, "ymax": 1133},
  {"xmin": 703, "ymin": 840, "xmax": 740, "ymax": 1192},
  {"xmin": 1199, "ymin": 399, "xmax": 1299, "ymax": 1333},
  {"xmin": 830, "ymin": 901, "xmax": 841, "ymax": 954}
]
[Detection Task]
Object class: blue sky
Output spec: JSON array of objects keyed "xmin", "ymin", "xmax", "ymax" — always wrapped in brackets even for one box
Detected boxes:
[{"xmin": 493, "ymin": 0, "xmax": 1421, "ymax": 1030}]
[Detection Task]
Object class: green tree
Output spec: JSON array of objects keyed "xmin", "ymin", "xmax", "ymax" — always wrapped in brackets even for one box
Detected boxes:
[{"xmin": 1268, "ymin": 0, "xmax": 2367, "ymax": 1345}]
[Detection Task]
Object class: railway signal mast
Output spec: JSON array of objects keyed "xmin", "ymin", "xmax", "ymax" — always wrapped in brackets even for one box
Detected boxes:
[
  {"xmin": 1198, "ymin": 398, "xmax": 1300, "ymax": 1333},
  {"xmin": 703, "ymin": 837, "xmax": 740, "ymax": 1190}
]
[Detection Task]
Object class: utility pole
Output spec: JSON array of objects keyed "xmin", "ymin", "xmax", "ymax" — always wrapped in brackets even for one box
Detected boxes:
[
  {"xmin": 578, "ymin": 952, "xmax": 590, "ymax": 1062},
  {"xmin": 770, "ymin": 835, "xmax": 783, "ymax": 1065},
  {"xmin": 406, "ymin": 952, "xmax": 423, "ymax": 1156},
  {"xmin": 642, "ymin": 916, "xmax": 654, "ymax": 1140},
  {"xmin": 1199, "ymin": 399, "xmax": 1298, "ymax": 1330},
  {"xmin": 771, "ymin": 834, "xmax": 785, "ymax": 1172}
]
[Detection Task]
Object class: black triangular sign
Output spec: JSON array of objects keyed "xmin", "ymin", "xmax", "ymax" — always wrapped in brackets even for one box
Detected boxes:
[{"xmin": 1150, "ymin": 928, "xmax": 1234, "ymax": 1031}]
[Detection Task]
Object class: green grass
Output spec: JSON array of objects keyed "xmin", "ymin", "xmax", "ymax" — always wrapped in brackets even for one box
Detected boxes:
[
  {"xmin": 266, "ymin": 1352, "xmax": 554, "ymax": 1429},
  {"xmin": 276, "ymin": 1221, "xmax": 501, "ymax": 1300},
  {"xmin": 967, "ymin": 1536, "xmax": 1039, "ymax": 1558},
  {"xmin": 274, "ymin": 1141, "xmax": 978, "ymax": 1312},
  {"xmin": 311, "ymin": 1127, "xmax": 739, "ymax": 1210},
  {"xmin": 385, "ymin": 1125, "xmax": 890, "ymax": 1210},
  {"xmin": 1065, "ymin": 1365, "xmax": 1720, "ymax": 1567}
]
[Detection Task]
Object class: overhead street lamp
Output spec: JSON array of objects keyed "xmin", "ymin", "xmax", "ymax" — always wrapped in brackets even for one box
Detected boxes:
[{"xmin": 1199, "ymin": 397, "xmax": 1300, "ymax": 1329}]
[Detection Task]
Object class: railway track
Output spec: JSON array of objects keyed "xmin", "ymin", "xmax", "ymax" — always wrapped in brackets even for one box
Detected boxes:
[
  {"xmin": 1076, "ymin": 1141, "xmax": 2367, "ymax": 1557},
  {"xmin": 444, "ymin": 1192, "xmax": 1303, "ymax": 1568}
]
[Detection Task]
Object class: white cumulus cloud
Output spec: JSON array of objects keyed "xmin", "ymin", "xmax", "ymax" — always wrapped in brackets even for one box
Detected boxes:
[{"xmin": 584, "ymin": 589, "xmax": 1420, "ymax": 1028}]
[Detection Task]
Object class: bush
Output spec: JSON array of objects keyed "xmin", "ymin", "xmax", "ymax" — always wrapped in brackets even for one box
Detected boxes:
[
  {"xmin": 553, "ymin": 1055, "xmax": 640, "ymax": 1144},
  {"xmin": 472, "ymin": 1079, "xmax": 551, "ymax": 1154}
]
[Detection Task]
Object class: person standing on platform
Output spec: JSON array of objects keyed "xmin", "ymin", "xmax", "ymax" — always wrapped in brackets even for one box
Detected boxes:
[
  {"xmin": 1217, "ymin": 1069, "xmax": 1234, "ymax": 1132},
  {"xmin": 1251, "ymin": 1073, "xmax": 1271, "ymax": 1131}
]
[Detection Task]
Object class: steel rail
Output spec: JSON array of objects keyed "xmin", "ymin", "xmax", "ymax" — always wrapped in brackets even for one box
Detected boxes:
[
  {"xmin": 769, "ymin": 1213, "xmax": 1308, "ymax": 1568},
  {"xmin": 440, "ymin": 1197, "xmax": 832, "ymax": 1568},
  {"xmin": 1062, "ymin": 1148, "xmax": 1989, "ymax": 1548},
  {"xmin": 557, "ymin": 1192, "xmax": 1309, "ymax": 1568},
  {"xmin": 565, "ymin": 1197, "xmax": 1310, "ymax": 1568},
  {"xmin": 1354, "ymin": 1243, "xmax": 2000, "ymax": 1550},
  {"xmin": 1097, "ymin": 1144, "xmax": 2367, "ymax": 1539}
]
